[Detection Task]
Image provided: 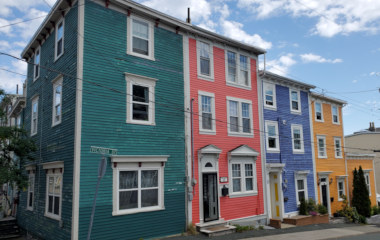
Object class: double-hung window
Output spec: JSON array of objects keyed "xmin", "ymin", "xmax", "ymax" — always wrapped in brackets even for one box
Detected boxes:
[
  {"xmin": 332, "ymin": 105, "xmax": 339, "ymax": 124},
  {"xmin": 112, "ymin": 156, "xmax": 166, "ymax": 215},
  {"xmin": 227, "ymin": 97, "xmax": 253, "ymax": 136},
  {"xmin": 337, "ymin": 178, "xmax": 345, "ymax": 201},
  {"xmin": 27, "ymin": 173, "xmax": 35, "ymax": 211},
  {"xmin": 127, "ymin": 16, "xmax": 154, "ymax": 60},
  {"xmin": 291, "ymin": 124, "xmax": 304, "ymax": 153},
  {"xmin": 317, "ymin": 135, "xmax": 327, "ymax": 158},
  {"xmin": 227, "ymin": 51, "xmax": 237, "ymax": 83},
  {"xmin": 55, "ymin": 18, "xmax": 64, "ymax": 60},
  {"xmin": 226, "ymin": 50, "xmax": 251, "ymax": 88},
  {"xmin": 52, "ymin": 77, "xmax": 63, "ymax": 126},
  {"xmin": 34, "ymin": 47, "xmax": 40, "ymax": 81},
  {"xmin": 295, "ymin": 176, "xmax": 308, "ymax": 205},
  {"xmin": 315, "ymin": 102, "xmax": 323, "ymax": 121},
  {"xmin": 334, "ymin": 137, "xmax": 342, "ymax": 158},
  {"xmin": 229, "ymin": 157, "xmax": 257, "ymax": 197},
  {"xmin": 197, "ymin": 41, "xmax": 214, "ymax": 80},
  {"xmin": 263, "ymin": 82, "xmax": 276, "ymax": 109},
  {"xmin": 364, "ymin": 172, "xmax": 371, "ymax": 196},
  {"xmin": 290, "ymin": 89, "xmax": 301, "ymax": 113},
  {"xmin": 126, "ymin": 73, "xmax": 156, "ymax": 125},
  {"xmin": 265, "ymin": 121, "xmax": 279, "ymax": 151},
  {"xmin": 31, "ymin": 97, "xmax": 39, "ymax": 136},
  {"xmin": 43, "ymin": 161, "xmax": 63, "ymax": 220},
  {"xmin": 198, "ymin": 91, "xmax": 215, "ymax": 134}
]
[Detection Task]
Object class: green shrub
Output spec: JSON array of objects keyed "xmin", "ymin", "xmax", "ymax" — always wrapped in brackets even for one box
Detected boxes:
[
  {"xmin": 371, "ymin": 206, "xmax": 379, "ymax": 216},
  {"xmin": 352, "ymin": 167, "xmax": 371, "ymax": 217},
  {"xmin": 233, "ymin": 224, "xmax": 254, "ymax": 233},
  {"xmin": 258, "ymin": 225, "xmax": 264, "ymax": 230},
  {"xmin": 317, "ymin": 204, "xmax": 328, "ymax": 215},
  {"xmin": 358, "ymin": 214, "xmax": 367, "ymax": 224},
  {"xmin": 307, "ymin": 198, "xmax": 317, "ymax": 212},
  {"xmin": 187, "ymin": 223, "xmax": 198, "ymax": 235},
  {"xmin": 337, "ymin": 195, "xmax": 361, "ymax": 223},
  {"xmin": 299, "ymin": 198, "xmax": 308, "ymax": 215}
]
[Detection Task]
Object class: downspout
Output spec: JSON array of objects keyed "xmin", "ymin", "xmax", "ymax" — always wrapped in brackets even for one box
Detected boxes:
[{"xmin": 190, "ymin": 98, "xmax": 195, "ymax": 195}]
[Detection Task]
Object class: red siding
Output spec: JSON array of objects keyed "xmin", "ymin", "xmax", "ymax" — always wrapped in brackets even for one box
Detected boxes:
[{"xmin": 189, "ymin": 38, "xmax": 264, "ymax": 224}]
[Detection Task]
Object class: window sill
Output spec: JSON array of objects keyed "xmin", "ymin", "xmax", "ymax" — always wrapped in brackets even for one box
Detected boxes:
[
  {"xmin": 290, "ymin": 110, "xmax": 302, "ymax": 115},
  {"xmin": 44, "ymin": 212, "xmax": 61, "ymax": 221},
  {"xmin": 335, "ymin": 156, "xmax": 343, "ymax": 159},
  {"xmin": 338, "ymin": 198, "xmax": 343, "ymax": 202},
  {"xmin": 127, "ymin": 50, "xmax": 155, "ymax": 61},
  {"xmin": 33, "ymin": 76, "xmax": 39, "ymax": 82},
  {"xmin": 229, "ymin": 191, "xmax": 258, "ymax": 198},
  {"xmin": 54, "ymin": 53, "xmax": 63, "ymax": 62},
  {"xmin": 315, "ymin": 119, "xmax": 324, "ymax": 123},
  {"xmin": 126, "ymin": 119, "xmax": 155, "ymax": 126},
  {"xmin": 197, "ymin": 74, "xmax": 214, "ymax": 82},
  {"xmin": 293, "ymin": 150, "xmax": 305, "ymax": 154},
  {"xmin": 264, "ymin": 106, "xmax": 277, "ymax": 111},
  {"xmin": 228, "ymin": 132, "xmax": 254, "ymax": 138},
  {"xmin": 112, "ymin": 206, "xmax": 164, "ymax": 216},
  {"xmin": 267, "ymin": 149, "xmax": 280, "ymax": 153},
  {"xmin": 333, "ymin": 122, "xmax": 340, "ymax": 125},
  {"xmin": 318, "ymin": 156, "xmax": 328, "ymax": 159},
  {"xmin": 199, "ymin": 130, "xmax": 216, "ymax": 135},
  {"xmin": 31, "ymin": 132, "xmax": 37, "ymax": 137},
  {"xmin": 52, "ymin": 121, "xmax": 61, "ymax": 127},
  {"xmin": 226, "ymin": 81, "xmax": 251, "ymax": 90},
  {"xmin": 26, "ymin": 207, "xmax": 33, "ymax": 211}
]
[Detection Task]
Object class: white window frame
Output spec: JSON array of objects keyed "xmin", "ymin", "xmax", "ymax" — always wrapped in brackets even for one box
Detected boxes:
[
  {"xmin": 334, "ymin": 137, "xmax": 342, "ymax": 158},
  {"xmin": 337, "ymin": 178, "xmax": 345, "ymax": 201},
  {"xmin": 364, "ymin": 172, "xmax": 371, "ymax": 196},
  {"xmin": 127, "ymin": 15, "xmax": 155, "ymax": 61},
  {"xmin": 317, "ymin": 135, "xmax": 327, "ymax": 158},
  {"xmin": 27, "ymin": 173, "xmax": 35, "ymax": 211},
  {"xmin": 228, "ymin": 157, "xmax": 258, "ymax": 198},
  {"xmin": 112, "ymin": 156, "xmax": 167, "ymax": 216},
  {"xmin": 198, "ymin": 91, "xmax": 216, "ymax": 135},
  {"xmin": 125, "ymin": 73, "xmax": 156, "ymax": 125},
  {"xmin": 31, "ymin": 96, "xmax": 39, "ymax": 136},
  {"xmin": 197, "ymin": 40, "xmax": 214, "ymax": 81},
  {"xmin": 226, "ymin": 96, "xmax": 253, "ymax": 137},
  {"xmin": 291, "ymin": 124, "xmax": 304, "ymax": 153},
  {"xmin": 295, "ymin": 175, "xmax": 308, "ymax": 205},
  {"xmin": 54, "ymin": 18, "xmax": 64, "ymax": 61},
  {"xmin": 315, "ymin": 102, "xmax": 324, "ymax": 122},
  {"xmin": 225, "ymin": 49, "xmax": 251, "ymax": 89},
  {"xmin": 331, "ymin": 105, "xmax": 340, "ymax": 124},
  {"xmin": 42, "ymin": 161, "xmax": 64, "ymax": 221},
  {"xmin": 52, "ymin": 76, "xmax": 63, "ymax": 126},
  {"xmin": 263, "ymin": 82, "xmax": 276, "ymax": 110},
  {"xmin": 289, "ymin": 89, "xmax": 301, "ymax": 114},
  {"xmin": 33, "ymin": 46, "xmax": 41, "ymax": 81},
  {"xmin": 265, "ymin": 120, "xmax": 280, "ymax": 152}
]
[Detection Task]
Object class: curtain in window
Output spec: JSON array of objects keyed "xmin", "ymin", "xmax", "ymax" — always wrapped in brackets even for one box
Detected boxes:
[
  {"xmin": 141, "ymin": 170, "xmax": 158, "ymax": 207},
  {"xmin": 245, "ymin": 164, "xmax": 253, "ymax": 191},
  {"xmin": 132, "ymin": 19, "xmax": 149, "ymax": 55},
  {"xmin": 119, "ymin": 171, "xmax": 138, "ymax": 210}
]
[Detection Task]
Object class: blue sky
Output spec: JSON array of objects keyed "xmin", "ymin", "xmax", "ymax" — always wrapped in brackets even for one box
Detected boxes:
[{"xmin": 0, "ymin": 0, "xmax": 379, "ymax": 135}]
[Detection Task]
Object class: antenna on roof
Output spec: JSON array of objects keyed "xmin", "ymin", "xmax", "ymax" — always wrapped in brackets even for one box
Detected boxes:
[{"xmin": 186, "ymin": 8, "xmax": 191, "ymax": 24}]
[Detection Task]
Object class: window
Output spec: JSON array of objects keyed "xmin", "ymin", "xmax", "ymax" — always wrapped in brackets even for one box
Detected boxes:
[
  {"xmin": 290, "ymin": 89, "xmax": 301, "ymax": 113},
  {"xmin": 197, "ymin": 41, "xmax": 214, "ymax": 80},
  {"xmin": 337, "ymin": 179, "xmax": 345, "ymax": 201},
  {"xmin": 34, "ymin": 47, "xmax": 40, "ymax": 80},
  {"xmin": 31, "ymin": 97, "xmax": 39, "ymax": 135},
  {"xmin": 52, "ymin": 77, "xmax": 63, "ymax": 126},
  {"xmin": 198, "ymin": 91, "xmax": 215, "ymax": 134},
  {"xmin": 334, "ymin": 137, "xmax": 342, "ymax": 158},
  {"xmin": 55, "ymin": 18, "xmax": 64, "ymax": 60},
  {"xmin": 227, "ymin": 97, "xmax": 253, "ymax": 136},
  {"xmin": 42, "ymin": 161, "xmax": 63, "ymax": 220},
  {"xmin": 317, "ymin": 135, "xmax": 326, "ymax": 158},
  {"xmin": 229, "ymin": 157, "xmax": 257, "ymax": 197},
  {"xmin": 295, "ymin": 176, "xmax": 308, "ymax": 205},
  {"xmin": 364, "ymin": 172, "xmax": 371, "ymax": 196},
  {"xmin": 127, "ymin": 16, "xmax": 154, "ymax": 60},
  {"xmin": 332, "ymin": 105, "xmax": 339, "ymax": 124},
  {"xmin": 263, "ymin": 82, "xmax": 276, "ymax": 109},
  {"xmin": 27, "ymin": 173, "xmax": 35, "ymax": 211},
  {"xmin": 112, "ymin": 156, "xmax": 166, "ymax": 215},
  {"xmin": 126, "ymin": 73, "xmax": 156, "ymax": 125},
  {"xmin": 315, "ymin": 102, "xmax": 323, "ymax": 121},
  {"xmin": 291, "ymin": 125, "xmax": 304, "ymax": 153},
  {"xmin": 226, "ymin": 50, "xmax": 251, "ymax": 88},
  {"xmin": 265, "ymin": 121, "xmax": 279, "ymax": 151}
]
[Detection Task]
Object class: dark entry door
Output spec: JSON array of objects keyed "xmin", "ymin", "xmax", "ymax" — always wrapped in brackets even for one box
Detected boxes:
[
  {"xmin": 321, "ymin": 178, "xmax": 328, "ymax": 208},
  {"xmin": 203, "ymin": 173, "xmax": 218, "ymax": 222}
]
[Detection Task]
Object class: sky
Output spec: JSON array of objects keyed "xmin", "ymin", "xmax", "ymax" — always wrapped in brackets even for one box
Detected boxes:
[{"xmin": 0, "ymin": 0, "xmax": 379, "ymax": 135}]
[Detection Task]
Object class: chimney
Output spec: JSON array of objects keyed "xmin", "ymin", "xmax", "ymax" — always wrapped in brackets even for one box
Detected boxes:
[
  {"xmin": 186, "ymin": 8, "xmax": 191, "ymax": 24},
  {"xmin": 16, "ymin": 84, "xmax": 18, "ymax": 94},
  {"xmin": 369, "ymin": 122, "xmax": 375, "ymax": 131}
]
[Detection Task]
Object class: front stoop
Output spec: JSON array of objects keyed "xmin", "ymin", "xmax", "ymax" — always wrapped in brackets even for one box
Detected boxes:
[
  {"xmin": 196, "ymin": 220, "xmax": 236, "ymax": 237},
  {"xmin": 0, "ymin": 217, "xmax": 21, "ymax": 239}
]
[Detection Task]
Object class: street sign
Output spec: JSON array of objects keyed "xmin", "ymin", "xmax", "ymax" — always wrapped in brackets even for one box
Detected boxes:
[{"xmin": 90, "ymin": 146, "xmax": 117, "ymax": 155}]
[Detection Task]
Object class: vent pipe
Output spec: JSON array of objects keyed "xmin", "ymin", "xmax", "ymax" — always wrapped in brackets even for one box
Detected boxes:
[{"xmin": 186, "ymin": 8, "xmax": 191, "ymax": 23}]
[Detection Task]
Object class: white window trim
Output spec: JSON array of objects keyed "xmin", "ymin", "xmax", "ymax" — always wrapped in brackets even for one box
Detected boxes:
[
  {"xmin": 198, "ymin": 91, "xmax": 216, "ymax": 135},
  {"xmin": 317, "ymin": 135, "xmax": 327, "ymax": 158},
  {"xmin": 331, "ymin": 105, "xmax": 340, "ymax": 125},
  {"xmin": 295, "ymin": 174, "xmax": 308, "ymax": 205},
  {"xmin": 54, "ymin": 18, "xmax": 64, "ymax": 61},
  {"xmin": 125, "ymin": 73, "xmax": 156, "ymax": 125},
  {"xmin": 263, "ymin": 82, "xmax": 276, "ymax": 110},
  {"xmin": 265, "ymin": 120, "xmax": 280, "ymax": 152},
  {"xmin": 111, "ymin": 156, "xmax": 167, "ymax": 216},
  {"xmin": 42, "ymin": 161, "xmax": 63, "ymax": 220},
  {"xmin": 334, "ymin": 137, "xmax": 343, "ymax": 158},
  {"xmin": 228, "ymin": 157, "xmax": 258, "ymax": 198},
  {"xmin": 226, "ymin": 96, "xmax": 253, "ymax": 137},
  {"xmin": 315, "ymin": 102, "xmax": 324, "ymax": 122},
  {"xmin": 31, "ymin": 96, "xmax": 39, "ymax": 136},
  {"xmin": 52, "ymin": 76, "xmax": 63, "ymax": 126},
  {"xmin": 196, "ymin": 39, "xmax": 214, "ymax": 81},
  {"xmin": 364, "ymin": 172, "xmax": 371, "ymax": 196},
  {"xmin": 291, "ymin": 124, "xmax": 304, "ymax": 153},
  {"xmin": 33, "ymin": 46, "xmax": 41, "ymax": 81},
  {"xmin": 225, "ymin": 49, "xmax": 252, "ymax": 90},
  {"xmin": 337, "ymin": 178, "xmax": 345, "ymax": 201},
  {"xmin": 127, "ymin": 15, "xmax": 155, "ymax": 61},
  {"xmin": 27, "ymin": 173, "xmax": 35, "ymax": 211},
  {"xmin": 289, "ymin": 89, "xmax": 301, "ymax": 114}
]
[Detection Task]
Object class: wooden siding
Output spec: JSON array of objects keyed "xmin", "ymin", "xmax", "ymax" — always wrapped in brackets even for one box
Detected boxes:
[
  {"xmin": 78, "ymin": 2, "xmax": 185, "ymax": 240},
  {"xmin": 17, "ymin": 5, "xmax": 78, "ymax": 240}
]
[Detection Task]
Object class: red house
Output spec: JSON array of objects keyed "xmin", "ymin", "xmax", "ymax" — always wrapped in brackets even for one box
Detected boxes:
[{"xmin": 184, "ymin": 32, "xmax": 267, "ymax": 228}]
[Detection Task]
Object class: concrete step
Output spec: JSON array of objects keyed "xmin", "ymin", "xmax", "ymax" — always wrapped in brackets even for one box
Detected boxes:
[
  {"xmin": 196, "ymin": 219, "xmax": 227, "ymax": 232},
  {"xmin": 199, "ymin": 225, "xmax": 236, "ymax": 237}
]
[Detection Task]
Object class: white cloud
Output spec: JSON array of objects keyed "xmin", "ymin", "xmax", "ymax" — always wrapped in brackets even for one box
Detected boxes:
[
  {"xmin": 265, "ymin": 53, "xmax": 296, "ymax": 76},
  {"xmin": 300, "ymin": 53, "xmax": 342, "ymax": 63},
  {"xmin": 352, "ymin": 79, "xmax": 358, "ymax": 83},
  {"xmin": 370, "ymin": 72, "xmax": 380, "ymax": 76},
  {"xmin": 221, "ymin": 20, "xmax": 272, "ymax": 49},
  {"xmin": 237, "ymin": 0, "xmax": 380, "ymax": 37}
]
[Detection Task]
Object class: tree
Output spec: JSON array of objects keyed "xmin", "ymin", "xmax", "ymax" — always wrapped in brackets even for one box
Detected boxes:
[{"xmin": 352, "ymin": 166, "xmax": 371, "ymax": 217}]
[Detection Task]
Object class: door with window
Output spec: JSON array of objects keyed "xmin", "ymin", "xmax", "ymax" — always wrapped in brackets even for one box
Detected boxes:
[
  {"xmin": 320, "ymin": 178, "xmax": 329, "ymax": 209},
  {"xmin": 203, "ymin": 173, "xmax": 218, "ymax": 222}
]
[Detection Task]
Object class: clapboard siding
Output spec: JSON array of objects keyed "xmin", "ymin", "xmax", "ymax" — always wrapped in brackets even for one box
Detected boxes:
[
  {"xmin": 17, "ymin": 4, "xmax": 78, "ymax": 240},
  {"xmin": 78, "ymin": 2, "xmax": 185, "ymax": 239}
]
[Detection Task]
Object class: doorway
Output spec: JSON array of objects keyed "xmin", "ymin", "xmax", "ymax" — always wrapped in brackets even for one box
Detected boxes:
[
  {"xmin": 320, "ymin": 178, "xmax": 329, "ymax": 209},
  {"xmin": 269, "ymin": 172, "xmax": 282, "ymax": 219},
  {"xmin": 203, "ymin": 173, "xmax": 218, "ymax": 222}
]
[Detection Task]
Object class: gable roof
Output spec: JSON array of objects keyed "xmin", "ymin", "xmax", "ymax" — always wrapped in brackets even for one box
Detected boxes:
[{"xmin": 259, "ymin": 70, "xmax": 315, "ymax": 90}]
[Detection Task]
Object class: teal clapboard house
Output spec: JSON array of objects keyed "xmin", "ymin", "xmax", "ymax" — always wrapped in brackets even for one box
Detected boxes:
[{"xmin": 17, "ymin": 0, "xmax": 186, "ymax": 239}]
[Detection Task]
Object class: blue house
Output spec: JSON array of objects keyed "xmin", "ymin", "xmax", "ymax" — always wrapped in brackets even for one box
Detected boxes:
[{"xmin": 260, "ymin": 71, "xmax": 317, "ymax": 220}]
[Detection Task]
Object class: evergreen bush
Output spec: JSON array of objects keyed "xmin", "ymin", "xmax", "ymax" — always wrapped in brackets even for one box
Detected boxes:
[
  {"xmin": 352, "ymin": 166, "xmax": 371, "ymax": 217},
  {"xmin": 299, "ymin": 198, "xmax": 308, "ymax": 215}
]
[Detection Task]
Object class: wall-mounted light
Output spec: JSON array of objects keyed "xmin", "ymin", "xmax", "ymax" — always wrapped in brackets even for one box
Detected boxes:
[{"xmin": 329, "ymin": 178, "xmax": 333, "ymax": 184}]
